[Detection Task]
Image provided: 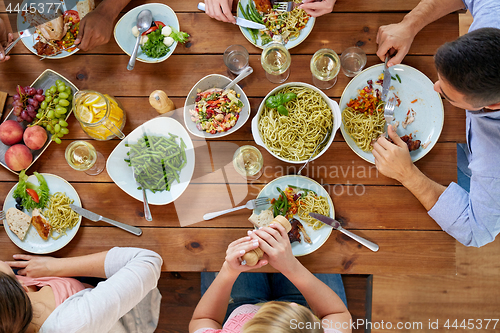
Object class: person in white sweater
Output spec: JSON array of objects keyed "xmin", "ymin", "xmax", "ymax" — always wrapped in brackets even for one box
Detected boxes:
[{"xmin": 0, "ymin": 247, "xmax": 162, "ymax": 333}]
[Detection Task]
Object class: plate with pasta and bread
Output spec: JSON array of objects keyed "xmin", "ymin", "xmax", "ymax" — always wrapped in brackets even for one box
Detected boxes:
[
  {"xmin": 251, "ymin": 175, "xmax": 333, "ymax": 257},
  {"xmin": 340, "ymin": 63, "xmax": 444, "ymax": 164},
  {"xmin": 3, "ymin": 173, "xmax": 81, "ymax": 254}
]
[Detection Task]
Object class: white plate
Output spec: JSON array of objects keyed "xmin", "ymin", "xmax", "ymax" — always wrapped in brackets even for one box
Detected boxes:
[
  {"xmin": 107, "ymin": 117, "xmax": 195, "ymax": 205},
  {"xmin": 17, "ymin": 0, "xmax": 79, "ymax": 59},
  {"xmin": 3, "ymin": 174, "xmax": 82, "ymax": 254},
  {"xmin": 253, "ymin": 175, "xmax": 333, "ymax": 257},
  {"xmin": 184, "ymin": 74, "xmax": 250, "ymax": 138},
  {"xmin": 339, "ymin": 64, "xmax": 444, "ymax": 164},
  {"xmin": 251, "ymin": 82, "xmax": 341, "ymax": 164},
  {"xmin": 114, "ymin": 3, "xmax": 180, "ymax": 63},
  {"xmin": 236, "ymin": 0, "xmax": 315, "ymax": 49}
]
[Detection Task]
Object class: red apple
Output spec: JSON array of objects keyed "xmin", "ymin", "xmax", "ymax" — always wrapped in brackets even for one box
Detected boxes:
[
  {"xmin": 5, "ymin": 144, "xmax": 33, "ymax": 171},
  {"xmin": 0, "ymin": 120, "xmax": 24, "ymax": 146},
  {"xmin": 23, "ymin": 125, "xmax": 47, "ymax": 150}
]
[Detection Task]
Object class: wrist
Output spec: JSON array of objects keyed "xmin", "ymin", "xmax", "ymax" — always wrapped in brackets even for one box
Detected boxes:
[
  {"xmin": 399, "ymin": 164, "xmax": 422, "ymax": 188},
  {"xmin": 280, "ymin": 258, "xmax": 301, "ymax": 277},
  {"xmin": 401, "ymin": 13, "xmax": 423, "ymax": 38},
  {"xmin": 96, "ymin": 0, "xmax": 125, "ymax": 20},
  {"xmin": 221, "ymin": 262, "xmax": 241, "ymax": 280}
]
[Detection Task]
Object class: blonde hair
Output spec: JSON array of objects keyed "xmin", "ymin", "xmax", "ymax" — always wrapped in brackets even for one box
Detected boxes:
[{"xmin": 242, "ymin": 301, "xmax": 323, "ymax": 333}]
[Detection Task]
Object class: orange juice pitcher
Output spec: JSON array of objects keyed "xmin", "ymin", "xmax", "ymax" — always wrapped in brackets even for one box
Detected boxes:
[{"xmin": 73, "ymin": 91, "xmax": 126, "ymax": 141}]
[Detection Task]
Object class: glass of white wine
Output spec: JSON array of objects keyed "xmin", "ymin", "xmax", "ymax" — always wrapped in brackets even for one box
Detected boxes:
[
  {"xmin": 65, "ymin": 141, "xmax": 105, "ymax": 176},
  {"xmin": 233, "ymin": 145, "xmax": 264, "ymax": 180},
  {"xmin": 310, "ymin": 48, "xmax": 341, "ymax": 90},
  {"xmin": 261, "ymin": 36, "xmax": 291, "ymax": 84}
]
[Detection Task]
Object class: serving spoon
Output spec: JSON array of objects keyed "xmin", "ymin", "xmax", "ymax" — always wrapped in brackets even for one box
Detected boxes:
[
  {"xmin": 127, "ymin": 9, "xmax": 153, "ymax": 71},
  {"xmin": 223, "ymin": 66, "xmax": 253, "ymax": 90},
  {"xmin": 297, "ymin": 127, "xmax": 332, "ymax": 175}
]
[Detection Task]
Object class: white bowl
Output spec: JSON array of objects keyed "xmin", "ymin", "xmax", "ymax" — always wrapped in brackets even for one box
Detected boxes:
[
  {"xmin": 251, "ymin": 82, "xmax": 341, "ymax": 164},
  {"xmin": 114, "ymin": 3, "xmax": 180, "ymax": 64},
  {"xmin": 183, "ymin": 74, "xmax": 251, "ymax": 138}
]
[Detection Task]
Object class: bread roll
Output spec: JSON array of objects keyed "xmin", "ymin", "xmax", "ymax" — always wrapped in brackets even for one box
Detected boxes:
[{"xmin": 241, "ymin": 215, "xmax": 291, "ymax": 266}]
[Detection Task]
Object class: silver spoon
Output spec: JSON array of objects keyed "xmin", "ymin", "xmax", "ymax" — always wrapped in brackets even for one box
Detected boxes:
[
  {"xmin": 224, "ymin": 66, "xmax": 253, "ymax": 90},
  {"xmin": 127, "ymin": 10, "xmax": 153, "ymax": 71},
  {"xmin": 297, "ymin": 128, "xmax": 332, "ymax": 175}
]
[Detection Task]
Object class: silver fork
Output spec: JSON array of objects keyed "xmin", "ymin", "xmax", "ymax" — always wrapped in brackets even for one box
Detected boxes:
[
  {"xmin": 270, "ymin": 0, "xmax": 294, "ymax": 12},
  {"xmin": 203, "ymin": 197, "xmax": 269, "ymax": 220},
  {"xmin": 0, "ymin": 210, "xmax": 5, "ymax": 221},
  {"xmin": 4, "ymin": 27, "xmax": 35, "ymax": 55},
  {"xmin": 383, "ymin": 97, "xmax": 396, "ymax": 137}
]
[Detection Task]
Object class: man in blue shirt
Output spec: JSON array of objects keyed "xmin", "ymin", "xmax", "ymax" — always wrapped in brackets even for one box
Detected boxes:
[{"xmin": 373, "ymin": 0, "xmax": 500, "ymax": 247}]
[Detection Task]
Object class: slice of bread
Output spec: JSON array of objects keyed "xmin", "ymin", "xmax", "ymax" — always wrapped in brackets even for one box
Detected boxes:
[
  {"xmin": 6, "ymin": 207, "xmax": 31, "ymax": 241},
  {"xmin": 248, "ymin": 211, "xmax": 291, "ymax": 232},
  {"xmin": 248, "ymin": 210, "xmax": 274, "ymax": 228},
  {"xmin": 77, "ymin": 0, "xmax": 95, "ymax": 19}
]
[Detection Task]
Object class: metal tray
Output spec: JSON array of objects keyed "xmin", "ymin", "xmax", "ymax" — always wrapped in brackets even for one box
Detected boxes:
[{"xmin": 0, "ymin": 69, "xmax": 79, "ymax": 175}]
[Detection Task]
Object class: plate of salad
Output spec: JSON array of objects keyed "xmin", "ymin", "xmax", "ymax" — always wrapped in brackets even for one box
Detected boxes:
[
  {"xmin": 236, "ymin": 0, "xmax": 315, "ymax": 49},
  {"xmin": 184, "ymin": 74, "xmax": 251, "ymax": 138},
  {"xmin": 114, "ymin": 3, "xmax": 189, "ymax": 63},
  {"xmin": 2, "ymin": 172, "xmax": 82, "ymax": 254},
  {"xmin": 253, "ymin": 175, "xmax": 334, "ymax": 257}
]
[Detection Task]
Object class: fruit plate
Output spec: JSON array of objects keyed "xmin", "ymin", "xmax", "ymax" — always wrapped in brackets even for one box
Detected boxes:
[
  {"xmin": 3, "ymin": 173, "xmax": 82, "ymax": 254},
  {"xmin": 0, "ymin": 69, "xmax": 79, "ymax": 175},
  {"xmin": 114, "ymin": 3, "xmax": 180, "ymax": 64},
  {"xmin": 253, "ymin": 175, "xmax": 334, "ymax": 257},
  {"xmin": 106, "ymin": 117, "xmax": 195, "ymax": 205}
]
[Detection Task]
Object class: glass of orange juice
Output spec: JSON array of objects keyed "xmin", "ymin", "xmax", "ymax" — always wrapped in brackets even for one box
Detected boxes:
[{"xmin": 73, "ymin": 90, "xmax": 126, "ymax": 141}]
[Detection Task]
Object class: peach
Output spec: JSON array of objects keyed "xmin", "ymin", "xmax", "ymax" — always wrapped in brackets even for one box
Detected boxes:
[
  {"xmin": 5, "ymin": 144, "xmax": 33, "ymax": 171},
  {"xmin": 0, "ymin": 120, "xmax": 24, "ymax": 146},
  {"xmin": 23, "ymin": 125, "xmax": 47, "ymax": 150}
]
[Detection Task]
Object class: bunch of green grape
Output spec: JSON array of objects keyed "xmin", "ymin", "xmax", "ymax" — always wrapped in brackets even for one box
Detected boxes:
[{"xmin": 31, "ymin": 80, "xmax": 72, "ymax": 144}]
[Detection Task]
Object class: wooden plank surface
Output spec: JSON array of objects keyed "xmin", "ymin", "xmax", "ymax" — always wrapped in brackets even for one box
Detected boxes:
[
  {"xmin": 0, "ymin": 227, "xmax": 456, "ymax": 274},
  {"xmin": 1, "ymin": 13, "xmax": 457, "ymax": 56},
  {"xmin": 0, "ymin": 183, "xmax": 442, "ymax": 230},
  {"xmin": 0, "ymin": 0, "xmax": 424, "ymax": 14}
]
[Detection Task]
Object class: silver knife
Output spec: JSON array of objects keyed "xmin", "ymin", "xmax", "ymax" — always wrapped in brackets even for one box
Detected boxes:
[
  {"xmin": 309, "ymin": 213, "xmax": 379, "ymax": 252},
  {"xmin": 197, "ymin": 2, "xmax": 266, "ymax": 30},
  {"xmin": 381, "ymin": 54, "xmax": 392, "ymax": 102},
  {"xmin": 69, "ymin": 204, "xmax": 143, "ymax": 236}
]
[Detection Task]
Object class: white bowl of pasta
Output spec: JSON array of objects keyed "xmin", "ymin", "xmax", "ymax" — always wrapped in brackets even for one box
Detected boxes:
[{"xmin": 251, "ymin": 82, "xmax": 341, "ymax": 164}]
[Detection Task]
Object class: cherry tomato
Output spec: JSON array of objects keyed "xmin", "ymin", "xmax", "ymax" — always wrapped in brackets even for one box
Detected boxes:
[
  {"xmin": 64, "ymin": 10, "xmax": 80, "ymax": 24},
  {"xmin": 26, "ymin": 189, "xmax": 39, "ymax": 203},
  {"xmin": 142, "ymin": 21, "xmax": 166, "ymax": 35}
]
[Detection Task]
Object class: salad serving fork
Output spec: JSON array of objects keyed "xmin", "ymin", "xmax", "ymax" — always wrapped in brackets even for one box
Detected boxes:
[{"xmin": 203, "ymin": 197, "xmax": 269, "ymax": 220}]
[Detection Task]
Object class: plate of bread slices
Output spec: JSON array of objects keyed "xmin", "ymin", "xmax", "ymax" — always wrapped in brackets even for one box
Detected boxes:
[{"xmin": 2, "ymin": 173, "xmax": 81, "ymax": 254}]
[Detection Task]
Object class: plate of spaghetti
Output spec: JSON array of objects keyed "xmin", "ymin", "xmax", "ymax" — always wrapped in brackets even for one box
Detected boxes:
[
  {"xmin": 237, "ymin": 0, "xmax": 315, "ymax": 49},
  {"xmin": 252, "ymin": 82, "xmax": 341, "ymax": 164},
  {"xmin": 3, "ymin": 173, "xmax": 82, "ymax": 254},
  {"xmin": 340, "ymin": 64, "xmax": 444, "ymax": 164},
  {"xmin": 253, "ymin": 175, "xmax": 333, "ymax": 257}
]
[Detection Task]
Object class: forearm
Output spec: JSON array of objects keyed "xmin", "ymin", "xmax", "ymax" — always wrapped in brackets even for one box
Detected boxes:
[
  {"xmin": 401, "ymin": 165, "xmax": 446, "ymax": 211},
  {"xmin": 402, "ymin": 0, "xmax": 465, "ymax": 35},
  {"xmin": 190, "ymin": 263, "xmax": 239, "ymax": 326},
  {"xmin": 283, "ymin": 260, "xmax": 348, "ymax": 319},
  {"xmin": 96, "ymin": 0, "xmax": 131, "ymax": 20},
  {"xmin": 49, "ymin": 251, "xmax": 108, "ymax": 278}
]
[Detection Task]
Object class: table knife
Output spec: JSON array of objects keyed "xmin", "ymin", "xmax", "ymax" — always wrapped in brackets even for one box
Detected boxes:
[
  {"xmin": 381, "ymin": 54, "xmax": 392, "ymax": 102},
  {"xmin": 69, "ymin": 204, "xmax": 142, "ymax": 236},
  {"xmin": 197, "ymin": 2, "xmax": 266, "ymax": 30},
  {"xmin": 308, "ymin": 213, "xmax": 379, "ymax": 252}
]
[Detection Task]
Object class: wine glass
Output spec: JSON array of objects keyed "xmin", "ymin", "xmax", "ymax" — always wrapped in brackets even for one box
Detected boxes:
[{"xmin": 65, "ymin": 141, "xmax": 105, "ymax": 176}]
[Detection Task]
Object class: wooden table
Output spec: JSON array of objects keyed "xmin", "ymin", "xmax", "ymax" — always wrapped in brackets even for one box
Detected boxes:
[{"xmin": 0, "ymin": 0, "xmax": 462, "ymax": 275}]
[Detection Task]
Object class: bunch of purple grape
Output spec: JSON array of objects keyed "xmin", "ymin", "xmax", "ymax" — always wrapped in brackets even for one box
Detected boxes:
[{"xmin": 12, "ymin": 85, "xmax": 45, "ymax": 123}]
